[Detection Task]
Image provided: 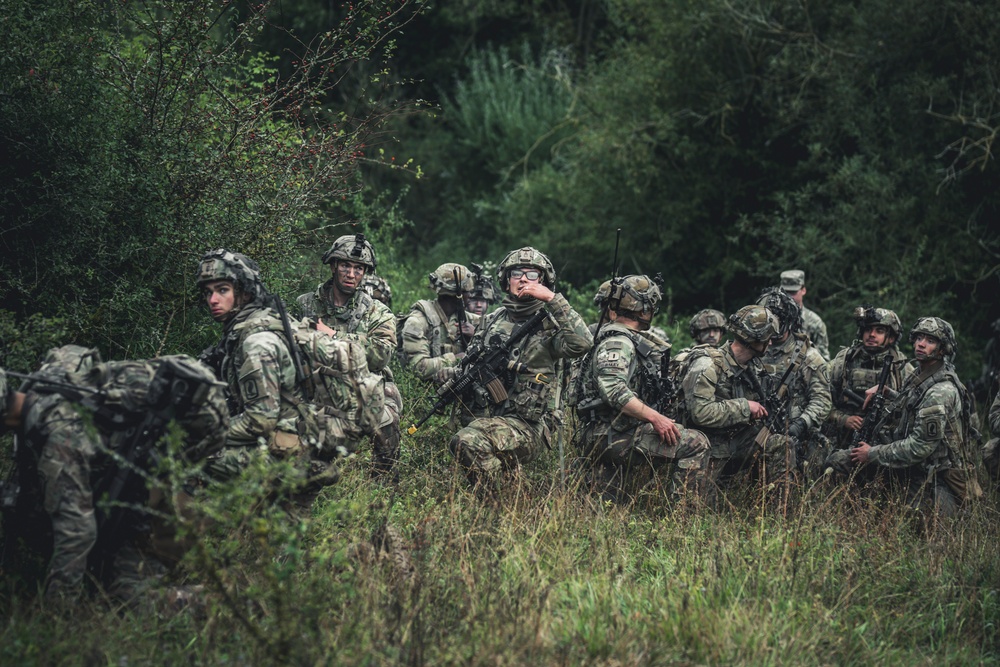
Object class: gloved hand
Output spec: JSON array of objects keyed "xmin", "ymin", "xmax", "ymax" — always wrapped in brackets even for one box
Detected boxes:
[
  {"xmin": 787, "ymin": 418, "xmax": 808, "ymax": 441},
  {"xmin": 434, "ymin": 366, "xmax": 458, "ymax": 384}
]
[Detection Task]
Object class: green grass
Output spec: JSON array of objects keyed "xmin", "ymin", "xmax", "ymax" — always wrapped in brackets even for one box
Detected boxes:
[{"xmin": 2, "ymin": 368, "xmax": 998, "ymax": 665}]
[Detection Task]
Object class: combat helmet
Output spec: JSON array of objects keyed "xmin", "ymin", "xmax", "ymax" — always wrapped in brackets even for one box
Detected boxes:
[
  {"xmin": 428, "ymin": 263, "xmax": 475, "ymax": 297},
  {"xmin": 689, "ymin": 309, "xmax": 726, "ymax": 338},
  {"xmin": 853, "ymin": 305, "xmax": 902, "ymax": 343},
  {"xmin": 321, "ymin": 233, "xmax": 377, "ymax": 271},
  {"xmin": 909, "ymin": 316, "xmax": 958, "ymax": 362},
  {"xmin": 728, "ymin": 305, "xmax": 780, "ymax": 344},
  {"xmin": 609, "ymin": 275, "xmax": 661, "ymax": 318},
  {"xmin": 497, "ymin": 247, "xmax": 556, "ymax": 290},
  {"xmin": 469, "ymin": 263, "xmax": 499, "ymax": 303},
  {"xmin": 361, "ymin": 273, "xmax": 393, "ymax": 308},
  {"xmin": 593, "ymin": 280, "xmax": 613, "ymax": 310},
  {"xmin": 195, "ymin": 249, "xmax": 265, "ymax": 301},
  {"xmin": 756, "ymin": 286, "xmax": 802, "ymax": 337}
]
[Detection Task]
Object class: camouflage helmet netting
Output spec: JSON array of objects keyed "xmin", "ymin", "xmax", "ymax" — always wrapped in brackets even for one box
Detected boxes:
[
  {"xmin": 196, "ymin": 249, "xmax": 264, "ymax": 300},
  {"xmin": 361, "ymin": 273, "xmax": 393, "ymax": 307},
  {"xmin": 728, "ymin": 305, "xmax": 780, "ymax": 343},
  {"xmin": 756, "ymin": 286, "xmax": 802, "ymax": 336},
  {"xmin": 428, "ymin": 263, "xmax": 475, "ymax": 297},
  {"xmin": 611, "ymin": 275, "xmax": 661, "ymax": 316},
  {"xmin": 910, "ymin": 316, "xmax": 958, "ymax": 359},
  {"xmin": 593, "ymin": 280, "xmax": 613, "ymax": 308},
  {"xmin": 689, "ymin": 309, "xmax": 727, "ymax": 337},
  {"xmin": 853, "ymin": 305, "xmax": 902, "ymax": 340},
  {"xmin": 497, "ymin": 247, "xmax": 556, "ymax": 289},
  {"xmin": 322, "ymin": 233, "xmax": 377, "ymax": 270}
]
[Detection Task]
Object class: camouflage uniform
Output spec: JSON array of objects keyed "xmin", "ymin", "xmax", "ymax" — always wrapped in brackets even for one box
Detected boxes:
[
  {"xmin": 196, "ymin": 250, "xmax": 314, "ymax": 479},
  {"xmin": 801, "ymin": 307, "xmax": 830, "ymax": 362},
  {"xmin": 780, "ymin": 270, "xmax": 830, "ymax": 361},
  {"xmin": 577, "ymin": 320, "xmax": 709, "ymax": 500},
  {"xmin": 11, "ymin": 346, "xmax": 226, "ymax": 601},
  {"xmin": 296, "ymin": 234, "xmax": 401, "ymax": 475},
  {"xmin": 825, "ymin": 307, "xmax": 907, "ymax": 450},
  {"xmin": 360, "ymin": 273, "xmax": 393, "ymax": 309},
  {"xmin": 679, "ymin": 306, "xmax": 794, "ymax": 487},
  {"xmin": 400, "ymin": 263, "xmax": 480, "ymax": 383},
  {"xmin": 983, "ymin": 392, "xmax": 1000, "ymax": 482},
  {"xmin": 828, "ymin": 317, "xmax": 978, "ymax": 516},
  {"xmin": 449, "ymin": 247, "xmax": 592, "ymax": 485}
]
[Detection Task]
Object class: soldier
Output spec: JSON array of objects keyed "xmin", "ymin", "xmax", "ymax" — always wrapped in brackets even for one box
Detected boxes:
[
  {"xmin": 845, "ymin": 317, "xmax": 980, "ymax": 517},
  {"xmin": 781, "ymin": 269, "xmax": 830, "ymax": 361},
  {"xmin": 464, "ymin": 263, "xmax": 499, "ymax": 317},
  {"xmin": 678, "ymin": 305, "xmax": 796, "ymax": 494},
  {"xmin": 360, "ymin": 273, "xmax": 393, "ymax": 310},
  {"xmin": 825, "ymin": 306, "xmax": 908, "ymax": 450},
  {"xmin": 575, "ymin": 275, "xmax": 709, "ymax": 502},
  {"xmin": 448, "ymin": 247, "xmax": 593, "ymax": 490},
  {"xmin": 399, "ymin": 263, "xmax": 478, "ymax": 385},
  {"xmin": 756, "ymin": 287, "xmax": 832, "ymax": 475},
  {"xmin": 296, "ymin": 234, "xmax": 402, "ymax": 478},
  {"xmin": 967, "ymin": 317, "xmax": 1000, "ymax": 407},
  {"xmin": 689, "ymin": 309, "xmax": 727, "ymax": 347},
  {"xmin": 0, "ymin": 347, "xmax": 227, "ymax": 603},
  {"xmin": 197, "ymin": 249, "xmax": 319, "ymax": 479},
  {"xmin": 982, "ymin": 392, "xmax": 1000, "ymax": 483}
]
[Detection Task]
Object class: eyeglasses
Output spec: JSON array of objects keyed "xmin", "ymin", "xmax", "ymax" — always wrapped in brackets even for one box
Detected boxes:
[{"xmin": 508, "ymin": 268, "xmax": 541, "ymax": 281}]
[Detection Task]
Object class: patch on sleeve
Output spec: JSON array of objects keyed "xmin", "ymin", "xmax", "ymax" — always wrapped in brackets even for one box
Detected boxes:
[
  {"xmin": 918, "ymin": 404, "xmax": 946, "ymax": 441},
  {"xmin": 242, "ymin": 378, "xmax": 259, "ymax": 401}
]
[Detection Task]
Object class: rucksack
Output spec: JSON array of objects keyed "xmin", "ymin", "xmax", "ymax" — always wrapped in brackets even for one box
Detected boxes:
[{"xmin": 240, "ymin": 312, "xmax": 385, "ymax": 456}]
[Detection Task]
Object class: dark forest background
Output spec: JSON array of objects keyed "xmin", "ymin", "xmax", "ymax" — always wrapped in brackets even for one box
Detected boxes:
[{"xmin": 2, "ymin": 0, "xmax": 998, "ymax": 380}]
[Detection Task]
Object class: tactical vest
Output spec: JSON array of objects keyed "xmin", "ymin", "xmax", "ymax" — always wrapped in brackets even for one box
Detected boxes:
[
  {"xmin": 881, "ymin": 365, "xmax": 975, "ymax": 472},
  {"xmin": 832, "ymin": 346, "xmax": 906, "ymax": 413},
  {"xmin": 232, "ymin": 309, "xmax": 384, "ymax": 457},
  {"xmin": 668, "ymin": 343, "xmax": 726, "ymax": 426},
  {"xmin": 576, "ymin": 326, "xmax": 666, "ymax": 427},
  {"xmin": 297, "ymin": 283, "xmax": 374, "ymax": 335},
  {"xmin": 397, "ymin": 299, "xmax": 456, "ymax": 363}
]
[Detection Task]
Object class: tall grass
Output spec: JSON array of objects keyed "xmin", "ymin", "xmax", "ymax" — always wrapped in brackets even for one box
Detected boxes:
[{"xmin": 2, "ymin": 365, "xmax": 998, "ymax": 665}]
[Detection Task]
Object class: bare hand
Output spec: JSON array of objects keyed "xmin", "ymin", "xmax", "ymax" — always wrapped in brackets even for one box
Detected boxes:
[
  {"xmin": 845, "ymin": 415, "xmax": 864, "ymax": 431},
  {"xmin": 315, "ymin": 318, "xmax": 336, "ymax": 337},
  {"xmin": 748, "ymin": 400, "xmax": 768, "ymax": 420},
  {"xmin": 459, "ymin": 322, "xmax": 476, "ymax": 337},
  {"xmin": 850, "ymin": 443, "xmax": 871, "ymax": 464},
  {"xmin": 648, "ymin": 411, "xmax": 680, "ymax": 445},
  {"xmin": 515, "ymin": 282, "xmax": 555, "ymax": 302}
]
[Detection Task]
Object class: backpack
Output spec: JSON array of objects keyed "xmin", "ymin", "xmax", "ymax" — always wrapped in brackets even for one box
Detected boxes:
[
  {"xmin": 242, "ymin": 313, "xmax": 385, "ymax": 457},
  {"xmin": 667, "ymin": 344, "xmax": 725, "ymax": 426}
]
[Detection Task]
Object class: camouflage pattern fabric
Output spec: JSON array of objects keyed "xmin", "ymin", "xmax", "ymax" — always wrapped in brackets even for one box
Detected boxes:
[
  {"xmin": 0, "ymin": 368, "xmax": 8, "ymax": 425},
  {"xmin": 576, "ymin": 322, "xmax": 708, "ymax": 499},
  {"xmin": 18, "ymin": 352, "xmax": 227, "ymax": 600},
  {"xmin": 679, "ymin": 341, "xmax": 795, "ymax": 482},
  {"xmin": 297, "ymin": 280, "xmax": 401, "ymax": 474},
  {"xmin": 400, "ymin": 299, "xmax": 480, "ymax": 381},
  {"xmin": 827, "ymin": 360, "xmax": 973, "ymax": 515},
  {"xmin": 982, "ymin": 392, "xmax": 1000, "ymax": 482},
  {"xmin": 802, "ymin": 307, "xmax": 830, "ymax": 361},
  {"xmin": 210, "ymin": 303, "xmax": 311, "ymax": 478},
  {"xmin": 449, "ymin": 293, "xmax": 592, "ymax": 481},
  {"xmin": 759, "ymin": 331, "xmax": 832, "ymax": 472},
  {"xmin": 825, "ymin": 343, "xmax": 907, "ymax": 449}
]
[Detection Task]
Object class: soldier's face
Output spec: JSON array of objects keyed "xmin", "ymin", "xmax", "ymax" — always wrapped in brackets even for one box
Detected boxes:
[
  {"xmin": 334, "ymin": 260, "xmax": 367, "ymax": 294},
  {"xmin": 464, "ymin": 295, "xmax": 489, "ymax": 316},
  {"xmin": 913, "ymin": 333, "xmax": 941, "ymax": 361},
  {"xmin": 697, "ymin": 328, "xmax": 723, "ymax": 346},
  {"xmin": 204, "ymin": 280, "xmax": 238, "ymax": 322},
  {"xmin": 863, "ymin": 325, "xmax": 892, "ymax": 349}
]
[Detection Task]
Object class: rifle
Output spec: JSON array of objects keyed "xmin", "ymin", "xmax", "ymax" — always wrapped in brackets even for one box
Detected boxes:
[
  {"xmin": 266, "ymin": 290, "xmax": 312, "ymax": 401},
  {"xmin": 407, "ymin": 308, "xmax": 550, "ymax": 434},
  {"xmin": 851, "ymin": 355, "xmax": 892, "ymax": 447},
  {"xmin": 753, "ymin": 360, "xmax": 798, "ymax": 446},
  {"xmin": 453, "ymin": 266, "xmax": 471, "ymax": 351}
]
